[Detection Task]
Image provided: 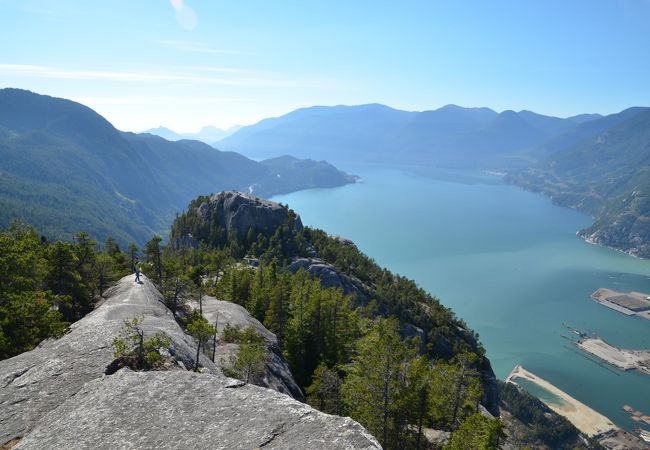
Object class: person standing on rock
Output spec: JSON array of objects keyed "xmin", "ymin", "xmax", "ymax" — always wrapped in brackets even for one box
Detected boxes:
[{"xmin": 134, "ymin": 258, "xmax": 141, "ymax": 283}]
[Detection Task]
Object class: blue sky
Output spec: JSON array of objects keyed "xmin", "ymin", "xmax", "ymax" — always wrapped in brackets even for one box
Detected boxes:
[{"xmin": 1, "ymin": 0, "xmax": 649, "ymax": 131}]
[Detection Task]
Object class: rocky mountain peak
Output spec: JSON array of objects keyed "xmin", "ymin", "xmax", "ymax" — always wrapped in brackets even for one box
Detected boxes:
[{"xmin": 196, "ymin": 191, "xmax": 303, "ymax": 240}]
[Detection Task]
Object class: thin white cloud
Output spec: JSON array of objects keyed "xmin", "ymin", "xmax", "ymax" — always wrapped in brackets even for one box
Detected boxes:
[
  {"xmin": 71, "ymin": 96, "xmax": 251, "ymax": 106},
  {"xmin": 176, "ymin": 65, "xmax": 251, "ymax": 74},
  {"xmin": 0, "ymin": 64, "xmax": 327, "ymax": 88},
  {"xmin": 0, "ymin": 64, "xmax": 177, "ymax": 82},
  {"xmin": 152, "ymin": 39, "xmax": 247, "ymax": 55}
]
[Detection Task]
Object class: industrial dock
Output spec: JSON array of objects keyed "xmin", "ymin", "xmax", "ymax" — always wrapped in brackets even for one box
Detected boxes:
[{"xmin": 591, "ymin": 288, "xmax": 650, "ymax": 320}]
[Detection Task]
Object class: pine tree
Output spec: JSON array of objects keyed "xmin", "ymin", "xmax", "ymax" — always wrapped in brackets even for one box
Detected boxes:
[
  {"xmin": 444, "ymin": 413, "xmax": 504, "ymax": 450},
  {"xmin": 127, "ymin": 243, "xmax": 138, "ymax": 272},
  {"xmin": 144, "ymin": 236, "xmax": 163, "ymax": 286},
  {"xmin": 306, "ymin": 362, "xmax": 342, "ymax": 415},
  {"xmin": 187, "ymin": 311, "xmax": 216, "ymax": 371},
  {"xmin": 342, "ymin": 318, "xmax": 410, "ymax": 449},
  {"xmin": 429, "ymin": 353, "xmax": 483, "ymax": 430},
  {"xmin": 231, "ymin": 341, "xmax": 267, "ymax": 384}
]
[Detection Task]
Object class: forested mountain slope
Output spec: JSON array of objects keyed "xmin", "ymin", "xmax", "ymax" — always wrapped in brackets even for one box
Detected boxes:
[
  {"xmin": 164, "ymin": 191, "xmax": 598, "ymax": 449},
  {"xmin": 509, "ymin": 107, "xmax": 650, "ymax": 257},
  {"xmin": 0, "ymin": 89, "xmax": 355, "ymax": 246}
]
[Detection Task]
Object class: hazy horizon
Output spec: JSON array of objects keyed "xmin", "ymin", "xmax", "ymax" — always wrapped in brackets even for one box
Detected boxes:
[{"xmin": 2, "ymin": 0, "xmax": 650, "ymax": 131}]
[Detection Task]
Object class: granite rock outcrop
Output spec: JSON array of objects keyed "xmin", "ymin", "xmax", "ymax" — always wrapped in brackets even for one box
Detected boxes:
[
  {"xmin": 197, "ymin": 191, "xmax": 302, "ymax": 241},
  {"xmin": 189, "ymin": 295, "xmax": 304, "ymax": 401},
  {"xmin": 0, "ymin": 276, "xmax": 379, "ymax": 449}
]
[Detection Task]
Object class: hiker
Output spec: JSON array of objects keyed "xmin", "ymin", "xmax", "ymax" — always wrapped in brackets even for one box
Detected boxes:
[{"xmin": 134, "ymin": 258, "xmax": 141, "ymax": 283}]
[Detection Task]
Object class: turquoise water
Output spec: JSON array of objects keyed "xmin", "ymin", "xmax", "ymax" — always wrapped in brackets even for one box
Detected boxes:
[{"xmin": 272, "ymin": 165, "xmax": 650, "ymax": 432}]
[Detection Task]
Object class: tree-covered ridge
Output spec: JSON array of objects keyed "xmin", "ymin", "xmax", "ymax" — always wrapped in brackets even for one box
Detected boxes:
[
  {"xmin": 140, "ymin": 245, "xmax": 497, "ymax": 449},
  {"xmin": 170, "ymin": 192, "xmax": 307, "ymax": 264},
  {"xmin": 0, "ymin": 88, "xmax": 356, "ymax": 247},
  {"xmin": 170, "ymin": 194, "xmax": 486, "ymax": 365},
  {"xmin": 162, "ymin": 193, "xmax": 503, "ymax": 448},
  {"xmin": 304, "ymin": 228, "xmax": 483, "ymax": 360},
  {"xmin": 0, "ymin": 215, "xmax": 590, "ymax": 449}
]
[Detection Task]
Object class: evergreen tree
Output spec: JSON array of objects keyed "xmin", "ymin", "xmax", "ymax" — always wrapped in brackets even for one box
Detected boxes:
[
  {"xmin": 187, "ymin": 310, "xmax": 216, "ymax": 371},
  {"xmin": 429, "ymin": 353, "xmax": 483, "ymax": 430},
  {"xmin": 72, "ymin": 231, "xmax": 97, "ymax": 296},
  {"xmin": 0, "ymin": 291, "xmax": 68, "ymax": 359},
  {"xmin": 111, "ymin": 316, "xmax": 172, "ymax": 370},
  {"xmin": 93, "ymin": 252, "xmax": 116, "ymax": 296},
  {"xmin": 444, "ymin": 413, "xmax": 504, "ymax": 450},
  {"xmin": 306, "ymin": 362, "xmax": 342, "ymax": 415},
  {"xmin": 263, "ymin": 272, "xmax": 289, "ymax": 346},
  {"xmin": 0, "ymin": 222, "xmax": 43, "ymax": 295},
  {"xmin": 230, "ymin": 341, "xmax": 267, "ymax": 384},
  {"xmin": 283, "ymin": 271, "xmax": 317, "ymax": 386},
  {"xmin": 376, "ymin": 353, "xmax": 433, "ymax": 450},
  {"xmin": 127, "ymin": 243, "xmax": 138, "ymax": 272},
  {"xmin": 342, "ymin": 318, "xmax": 411, "ymax": 449},
  {"xmin": 44, "ymin": 241, "xmax": 88, "ymax": 320},
  {"xmin": 144, "ymin": 235, "xmax": 163, "ymax": 286}
]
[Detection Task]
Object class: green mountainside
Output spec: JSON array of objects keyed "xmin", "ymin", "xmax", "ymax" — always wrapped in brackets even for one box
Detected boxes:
[
  {"xmin": 0, "ymin": 199, "xmax": 594, "ymax": 449},
  {"xmin": 508, "ymin": 107, "xmax": 650, "ymax": 257},
  {"xmin": 164, "ymin": 191, "xmax": 594, "ymax": 449},
  {"xmin": 0, "ymin": 89, "xmax": 355, "ymax": 246}
]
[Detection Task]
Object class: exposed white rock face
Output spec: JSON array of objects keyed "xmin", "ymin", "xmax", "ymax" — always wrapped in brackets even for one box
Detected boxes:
[
  {"xmin": 190, "ymin": 295, "xmax": 304, "ymax": 401},
  {"xmin": 14, "ymin": 369, "xmax": 380, "ymax": 450},
  {"xmin": 0, "ymin": 275, "xmax": 380, "ymax": 449},
  {"xmin": 0, "ymin": 275, "xmax": 217, "ymax": 445},
  {"xmin": 289, "ymin": 257, "xmax": 368, "ymax": 299},
  {"xmin": 198, "ymin": 191, "xmax": 303, "ymax": 239}
]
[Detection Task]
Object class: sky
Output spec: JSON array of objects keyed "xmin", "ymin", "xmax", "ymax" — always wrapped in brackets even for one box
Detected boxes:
[{"xmin": 1, "ymin": 0, "xmax": 649, "ymax": 132}]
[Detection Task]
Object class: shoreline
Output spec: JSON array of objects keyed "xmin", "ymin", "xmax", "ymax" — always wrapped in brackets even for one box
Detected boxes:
[
  {"xmin": 580, "ymin": 232, "xmax": 646, "ymax": 260},
  {"xmin": 506, "ymin": 364, "xmax": 618, "ymax": 437},
  {"xmin": 504, "ymin": 173, "xmax": 647, "ymax": 260}
]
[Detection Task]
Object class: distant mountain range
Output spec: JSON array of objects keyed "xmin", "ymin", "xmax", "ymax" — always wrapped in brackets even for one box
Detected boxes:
[
  {"xmin": 3, "ymin": 88, "xmax": 649, "ymax": 257},
  {"xmin": 217, "ymin": 103, "xmax": 602, "ymax": 168},
  {"xmin": 0, "ymin": 89, "xmax": 355, "ymax": 246},
  {"xmin": 142, "ymin": 125, "xmax": 242, "ymax": 145},
  {"xmin": 219, "ymin": 102, "xmax": 650, "ymax": 257},
  {"xmin": 508, "ymin": 107, "xmax": 650, "ymax": 257}
]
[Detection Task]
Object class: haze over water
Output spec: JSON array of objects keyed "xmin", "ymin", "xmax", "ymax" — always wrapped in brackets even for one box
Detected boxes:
[{"xmin": 273, "ymin": 165, "xmax": 650, "ymax": 432}]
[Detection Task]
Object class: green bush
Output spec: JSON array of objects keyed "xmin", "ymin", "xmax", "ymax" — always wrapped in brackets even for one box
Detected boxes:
[{"xmin": 111, "ymin": 316, "xmax": 172, "ymax": 370}]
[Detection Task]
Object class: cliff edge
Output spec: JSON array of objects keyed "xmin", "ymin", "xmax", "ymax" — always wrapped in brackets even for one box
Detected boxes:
[{"xmin": 0, "ymin": 275, "xmax": 380, "ymax": 449}]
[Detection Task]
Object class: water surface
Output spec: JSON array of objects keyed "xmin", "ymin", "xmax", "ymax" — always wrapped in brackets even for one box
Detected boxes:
[{"xmin": 272, "ymin": 165, "xmax": 650, "ymax": 432}]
